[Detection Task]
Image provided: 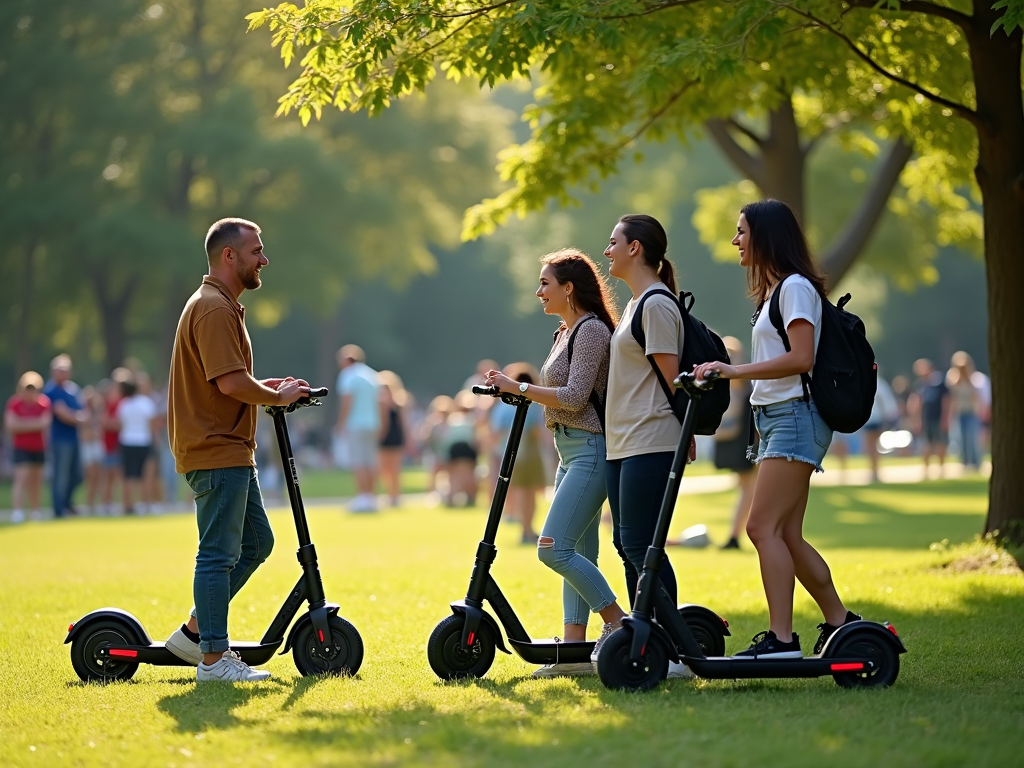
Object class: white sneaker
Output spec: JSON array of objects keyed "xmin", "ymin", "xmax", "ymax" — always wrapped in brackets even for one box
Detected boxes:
[
  {"xmin": 165, "ymin": 626, "xmax": 203, "ymax": 665},
  {"xmin": 10, "ymin": 510, "xmax": 25, "ymax": 524},
  {"xmin": 196, "ymin": 650, "xmax": 271, "ymax": 682},
  {"xmin": 30, "ymin": 509, "xmax": 43, "ymax": 521},
  {"xmin": 667, "ymin": 660, "xmax": 696, "ymax": 679},
  {"xmin": 531, "ymin": 662, "xmax": 596, "ymax": 678},
  {"xmin": 590, "ymin": 622, "xmax": 618, "ymax": 665}
]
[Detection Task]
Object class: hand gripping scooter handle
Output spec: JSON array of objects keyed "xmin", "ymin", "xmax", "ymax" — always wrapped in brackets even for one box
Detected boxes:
[
  {"xmin": 674, "ymin": 370, "xmax": 721, "ymax": 399},
  {"xmin": 265, "ymin": 386, "xmax": 329, "ymax": 415}
]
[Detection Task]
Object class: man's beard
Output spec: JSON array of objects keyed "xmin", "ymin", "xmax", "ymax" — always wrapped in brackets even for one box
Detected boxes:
[{"xmin": 239, "ymin": 263, "xmax": 261, "ymax": 290}]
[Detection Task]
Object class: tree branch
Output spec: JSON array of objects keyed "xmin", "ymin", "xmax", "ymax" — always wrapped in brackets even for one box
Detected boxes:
[
  {"xmin": 848, "ymin": 0, "xmax": 972, "ymax": 29},
  {"xmin": 727, "ymin": 116, "xmax": 765, "ymax": 146},
  {"xmin": 820, "ymin": 136, "xmax": 914, "ymax": 286},
  {"xmin": 705, "ymin": 118, "xmax": 766, "ymax": 186},
  {"xmin": 772, "ymin": 1, "xmax": 982, "ymax": 128},
  {"xmin": 591, "ymin": 0, "xmax": 708, "ymax": 21}
]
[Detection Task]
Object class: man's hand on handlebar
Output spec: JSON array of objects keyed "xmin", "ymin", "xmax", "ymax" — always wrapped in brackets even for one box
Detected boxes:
[
  {"xmin": 262, "ymin": 376, "xmax": 309, "ymax": 390},
  {"xmin": 275, "ymin": 378, "xmax": 310, "ymax": 406}
]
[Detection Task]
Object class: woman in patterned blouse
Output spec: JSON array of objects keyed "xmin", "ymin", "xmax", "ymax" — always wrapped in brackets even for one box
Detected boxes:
[{"xmin": 485, "ymin": 248, "xmax": 629, "ymax": 677}]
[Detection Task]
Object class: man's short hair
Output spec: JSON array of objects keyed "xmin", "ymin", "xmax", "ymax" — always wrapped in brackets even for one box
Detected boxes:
[
  {"xmin": 338, "ymin": 344, "xmax": 366, "ymax": 364},
  {"xmin": 205, "ymin": 218, "xmax": 261, "ymax": 265}
]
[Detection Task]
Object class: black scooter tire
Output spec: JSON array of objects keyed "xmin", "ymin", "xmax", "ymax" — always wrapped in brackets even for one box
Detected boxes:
[
  {"xmin": 596, "ymin": 626, "xmax": 669, "ymax": 692},
  {"xmin": 427, "ymin": 614, "xmax": 496, "ymax": 681},
  {"xmin": 831, "ymin": 632, "xmax": 900, "ymax": 689},
  {"xmin": 681, "ymin": 611, "xmax": 727, "ymax": 657},
  {"xmin": 292, "ymin": 615, "xmax": 364, "ymax": 677},
  {"xmin": 70, "ymin": 621, "xmax": 140, "ymax": 683}
]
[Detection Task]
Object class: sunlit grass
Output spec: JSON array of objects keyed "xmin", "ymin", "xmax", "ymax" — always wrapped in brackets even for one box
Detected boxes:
[{"xmin": 1, "ymin": 477, "xmax": 1021, "ymax": 767}]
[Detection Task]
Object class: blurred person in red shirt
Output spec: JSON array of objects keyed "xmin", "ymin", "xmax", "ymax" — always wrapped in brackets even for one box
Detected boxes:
[{"xmin": 4, "ymin": 372, "xmax": 52, "ymax": 523}]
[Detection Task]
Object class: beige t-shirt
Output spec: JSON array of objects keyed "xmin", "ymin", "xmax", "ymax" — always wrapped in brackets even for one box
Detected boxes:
[{"xmin": 605, "ymin": 284, "xmax": 685, "ymax": 460}]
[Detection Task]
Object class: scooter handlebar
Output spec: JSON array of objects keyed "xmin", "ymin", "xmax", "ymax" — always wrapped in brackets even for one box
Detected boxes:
[
  {"xmin": 472, "ymin": 385, "xmax": 501, "ymax": 397},
  {"xmin": 674, "ymin": 369, "xmax": 721, "ymax": 391},
  {"xmin": 307, "ymin": 387, "xmax": 329, "ymax": 399}
]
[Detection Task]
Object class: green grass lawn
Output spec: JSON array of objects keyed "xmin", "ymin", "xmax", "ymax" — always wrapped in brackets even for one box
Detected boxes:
[{"xmin": 1, "ymin": 477, "xmax": 1022, "ymax": 767}]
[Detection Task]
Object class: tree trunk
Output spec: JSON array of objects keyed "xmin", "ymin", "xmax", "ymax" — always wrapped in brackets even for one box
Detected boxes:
[
  {"xmin": 92, "ymin": 274, "xmax": 139, "ymax": 373},
  {"xmin": 759, "ymin": 99, "xmax": 807, "ymax": 222},
  {"xmin": 970, "ymin": 5, "xmax": 1024, "ymax": 543},
  {"xmin": 14, "ymin": 236, "xmax": 39, "ymax": 377}
]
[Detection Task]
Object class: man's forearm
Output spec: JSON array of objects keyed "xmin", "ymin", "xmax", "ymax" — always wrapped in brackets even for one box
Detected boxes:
[{"xmin": 220, "ymin": 373, "xmax": 282, "ymax": 406}]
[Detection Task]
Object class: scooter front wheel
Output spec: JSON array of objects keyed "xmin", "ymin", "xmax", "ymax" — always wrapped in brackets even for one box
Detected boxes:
[
  {"xmin": 830, "ymin": 632, "xmax": 899, "ymax": 689},
  {"xmin": 293, "ymin": 615, "xmax": 364, "ymax": 677},
  {"xmin": 426, "ymin": 613, "xmax": 496, "ymax": 681},
  {"xmin": 596, "ymin": 626, "xmax": 669, "ymax": 692},
  {"xmin": 69, "ymin": 621, "xmax": 140, "ymax": 683}
]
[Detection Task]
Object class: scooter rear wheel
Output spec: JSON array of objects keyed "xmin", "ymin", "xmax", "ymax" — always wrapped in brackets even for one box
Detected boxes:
[
  {"xmin": 596, "ymin": 626, "xmax": 669, "ymax": 692},
  {"xmin": 427, "ymin": 614, "xmax": 496, "ymax": 681},
  {"xmin": 830, "ymin": 632, "xmax": 900, "ymax": 689},
  {"xmin": 292, "ymin": 615, "xmax": 364, "ymax": 677},
  {"xmin": 680, "ymin": 611, "xmax": 727, "ymax": 657},
  {"xmin": 69, "ymin": 621, "xmax": 140, "ymax": 683}
]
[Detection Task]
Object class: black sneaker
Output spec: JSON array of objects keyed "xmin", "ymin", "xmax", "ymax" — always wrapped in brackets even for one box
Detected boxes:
[
  {"xmin": 734, "ymin": 630, "xmax": 802, "ymax": 659},
  {"xmin": 813, "ymin": 611, "xmax": 862, "ymax": 655},
  {"xmin": 720, "ymin": 537, "xmax": 740, "ymax": 550}
]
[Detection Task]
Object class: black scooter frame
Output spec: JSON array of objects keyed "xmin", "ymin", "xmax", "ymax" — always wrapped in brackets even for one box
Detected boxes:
[
  {"xmin": 598, "ymin": 372, "xmax": 906, "ymax": 690},
  {"xmin": 66, "ymin": 388, "xmax": 361, "ymax": 681},
  {"xmin": 444, "ymin": 386, "xmax": 593, "ymax": 668}
]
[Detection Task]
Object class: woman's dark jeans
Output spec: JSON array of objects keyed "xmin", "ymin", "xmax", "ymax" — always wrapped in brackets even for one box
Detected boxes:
[{"xmin": 606, "ymin": 451, "xmax": 677, "ymax": 608}]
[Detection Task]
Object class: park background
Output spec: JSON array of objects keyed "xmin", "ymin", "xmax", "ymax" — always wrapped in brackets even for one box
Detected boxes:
[{"xmin": 2, "ymin": 1, "xmax": 1022, "ymax": 767}]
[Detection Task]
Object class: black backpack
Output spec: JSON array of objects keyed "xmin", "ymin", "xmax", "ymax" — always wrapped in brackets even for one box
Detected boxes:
[
  {"xmin": 564, "ymin": 317, "xmax": 606, "ymax": 433},
  {"xmin": 767, "ymin": 275, "xmax": 877, "ymax": 434},
  {"xmin": 630, "ymin": 289, "xmax": 731, "ymax": 435}
]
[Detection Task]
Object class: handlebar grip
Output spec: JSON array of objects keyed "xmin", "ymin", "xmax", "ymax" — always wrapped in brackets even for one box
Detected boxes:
[
  {"xmin": 472, "ymin": 385, "xmax": 500, "ymax": 397},
  {"xmin": 674, "ymin": 370, "xmax": 721, "ymax": 388},
  {"xmin": 308, "ymin": 387, "xmax": 329, "ymax": 398}
]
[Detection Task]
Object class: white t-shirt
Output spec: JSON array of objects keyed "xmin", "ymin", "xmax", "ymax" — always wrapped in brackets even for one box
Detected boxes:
[
  {"xmin": 606, "ymin": 283, "xmax": 685, "ymax": 460},
  {"xmin": 117, "ymin": 394, "xmax": 156, "ymax": 447},
  {"xmin": 750, "ymin": 275, "xmax": 822, "ymax": 406}
]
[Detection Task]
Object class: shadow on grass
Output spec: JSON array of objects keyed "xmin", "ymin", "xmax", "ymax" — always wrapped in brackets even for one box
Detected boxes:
[
  {"xmin": 801, "ymin": 479, "xmax": 989, "ymax": 550},
  {"xmin": 157, "ymin": 679, "xmax": 285, "ymax": 732}
]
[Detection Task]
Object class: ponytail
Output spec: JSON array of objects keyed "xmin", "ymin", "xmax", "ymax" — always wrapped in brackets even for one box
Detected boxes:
[{"xmin": 618, "ymin": 214, "xmax": 676, "ymax": 294}]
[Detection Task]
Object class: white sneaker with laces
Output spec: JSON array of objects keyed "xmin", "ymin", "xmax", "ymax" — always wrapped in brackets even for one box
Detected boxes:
[
  {"xmin": 165, "ymin": 626, "xmax": 203, "ymax": 665},
  {"xmin": 667, "ymin": 660, "xmax": 696, "ymax": 679},
  {"xmin": 590, "ymin": 622, "xmax": 619, "ymax": 668},
  {"xmin": 531, "ymin": 662, "xmax": 596, "ymax": 678},
  {"xmin": 196, "ymin": 650, "xmax": 271, "ymax": 682}
]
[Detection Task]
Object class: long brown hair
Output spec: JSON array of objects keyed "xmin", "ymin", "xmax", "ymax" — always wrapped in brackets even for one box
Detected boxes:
[
  {"xmin": 618, "ymin": 214, "xmax": 677, "ymax": 294},
  {"xmin": 541, "ymin": 248, "xmax": 619, "ymax": 332},
  {"xmin": 740, "ymin": 199, "xmax": 827, "ymax": 304}
]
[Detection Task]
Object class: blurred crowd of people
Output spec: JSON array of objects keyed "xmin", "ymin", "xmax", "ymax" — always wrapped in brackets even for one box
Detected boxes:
[
  {"xmin": 3, "ymin": 354, "xmax": 179, "ymax": 522},
  {"xmin": 3, "ymin": 347, "xmax": 990, "ymax": 525}
]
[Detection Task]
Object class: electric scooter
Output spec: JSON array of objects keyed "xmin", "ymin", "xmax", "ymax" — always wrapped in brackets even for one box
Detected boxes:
[
  {"xmin": 595, "ymin": 371, "xmax": 907, "ymax": 692},
  {"xmin": 66, "ymin": 388, "xmax": 364, "ymax": 682},
  {"xmin": 425, "ymin": 385, "xmax": 729, "ymax": 680}
]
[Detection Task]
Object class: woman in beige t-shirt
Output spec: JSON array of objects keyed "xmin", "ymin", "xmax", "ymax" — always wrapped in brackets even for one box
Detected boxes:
[{"xmin": 601, "ymin": 214, "xmax": 694, "ymax": 679}]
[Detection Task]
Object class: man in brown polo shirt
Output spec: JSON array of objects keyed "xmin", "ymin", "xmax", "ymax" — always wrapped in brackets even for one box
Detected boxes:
[{"xmin": 163, "ymin": 217, "xmax": 309, "ymax": 683}]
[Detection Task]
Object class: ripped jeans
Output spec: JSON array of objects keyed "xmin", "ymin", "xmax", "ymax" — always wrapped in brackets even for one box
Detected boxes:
[{"xmin": 538, "ymin": 426, "xmax": 616, "ymax": 626}]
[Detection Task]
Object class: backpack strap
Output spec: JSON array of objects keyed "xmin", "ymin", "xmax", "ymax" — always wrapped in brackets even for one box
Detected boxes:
[
  {"xmin": 566, "ymin": 316, "xmax": 606, "ymax": 433},
  {"xmin": 630, "ymin": 288, "xmax": 685, "ymax": 424},
  {"xmin": 766, "ymin": 275, "xmax": 812, "ymax": 404}
]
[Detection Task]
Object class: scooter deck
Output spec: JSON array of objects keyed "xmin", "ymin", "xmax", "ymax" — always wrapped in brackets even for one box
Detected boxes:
[
  {"xmin": 508, "ymin": 638, "xmax": 594, "ymax": 665},
  {"xmin": 686, "ymin": 655, "xmax": 875, "ymax": 679},
  {"xmin": 99, "ymin": 640, "xmax": 282, "ymax": 667}
]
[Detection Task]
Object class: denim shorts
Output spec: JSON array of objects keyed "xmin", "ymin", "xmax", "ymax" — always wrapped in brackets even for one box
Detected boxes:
[{"xmin": 753, "ymin": 398, "xmax": 832, "ymax": 472}]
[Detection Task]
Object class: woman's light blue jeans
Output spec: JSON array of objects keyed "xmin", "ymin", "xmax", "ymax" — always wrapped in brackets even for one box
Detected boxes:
[{"xmin": 538, "ymin": 426, "xmax": 616, "ymax": 626}]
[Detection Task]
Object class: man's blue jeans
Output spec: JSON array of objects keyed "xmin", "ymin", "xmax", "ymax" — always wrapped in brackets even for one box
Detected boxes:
[
  {"xmin": 185, "ymin": 466, "xmax": 274, "ymax": 654},
  {"xmin": 50, "ymin": 440, "xmax": 82, "ymax": 518}
]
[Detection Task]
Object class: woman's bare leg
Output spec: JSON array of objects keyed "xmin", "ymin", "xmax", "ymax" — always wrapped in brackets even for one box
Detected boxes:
[
  {"xmin": 745, "ymin": 458, "xmax": 815, "ymax": 642},
  {"xmin": 779, "ymin": 484, "xmax": 847, "ymax": 625},
  {"xmin": 729, "ymin": 466, "xmax": 758, "ymax": 541}
]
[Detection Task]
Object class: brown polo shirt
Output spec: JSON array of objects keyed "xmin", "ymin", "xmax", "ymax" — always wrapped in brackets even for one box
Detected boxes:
[{"xmin": 167, "ymin": 276, "xmax": 257, "ymax": 473}]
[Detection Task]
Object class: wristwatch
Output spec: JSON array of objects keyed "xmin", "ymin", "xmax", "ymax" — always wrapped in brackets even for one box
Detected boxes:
[{"xmin": 518, "ymin": 381, "xmax": 529, "ymax": 394}]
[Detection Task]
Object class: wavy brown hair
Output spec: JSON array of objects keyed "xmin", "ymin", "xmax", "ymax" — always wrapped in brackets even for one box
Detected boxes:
[
  {"xmin": 740, "ymin": 199, "xmax": 827, "ymax": 304},
  {"xmin": 541, "ymin": 248, "xmax": 620, "ymax": 333}
]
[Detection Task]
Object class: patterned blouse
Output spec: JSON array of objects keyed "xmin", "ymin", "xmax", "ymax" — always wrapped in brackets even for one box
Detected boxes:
[{"xmin": 539, "ymin": 313, "xmax": 611, "ymax": 434}]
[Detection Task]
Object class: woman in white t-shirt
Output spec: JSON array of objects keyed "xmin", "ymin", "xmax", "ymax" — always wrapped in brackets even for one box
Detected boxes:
[
  {"xmin": 115, "ymin": 378, "xmax": 157, "ymax": 514},
  {"xmin": 599, "ymin": 214, "xmax": 694, "ymax": 679},
  {"xmin": 693, "ymin": 200, "xmax": 859, "ymax": 661}
]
